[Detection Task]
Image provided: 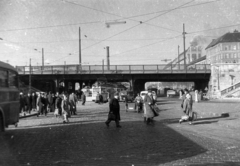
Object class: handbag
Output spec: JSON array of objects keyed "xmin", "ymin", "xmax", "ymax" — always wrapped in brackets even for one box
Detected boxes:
[
  {"xmin": 54, "ymin": 108, "xmax": 59, "ymax": 116},
  {"xmin": 108, "ymin": 112, "xmax": 116, "ymax": 120}
]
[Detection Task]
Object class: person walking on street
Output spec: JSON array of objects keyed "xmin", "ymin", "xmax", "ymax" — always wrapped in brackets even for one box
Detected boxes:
[
  {"xmin": 143, "ymin": 90, "xmax": 155, "ymax": 125},
  {"xmin": 61, "ymin": 94, "xmax": 70, "ymax": 123},
  {"xmin": 19, "ymin": 92, "xmax": 26, "ymax": 115},
  {"xmin": 134, "ymin": 93, "xmax": 143, "ymax": 112},
  {"xmin": 124, "ymin": 96, "xmax": 128, "ymax": 112},
  {"xmin": 69, "ymin": 91, "xmax": 77, "ymax": 115},
  {"xmin": 54, "ymin": 92, "xmax": 62, "ymax": 117},
  {"xmin": 26, "ymin": 92, "xmax": 32, "ymax": 114},
  {"xmin": 179, "ymin": 89, "xmax": 193, "ymax": 124},
  {"xmin": 31, "ymin": 92, "xmax": 37, "ymax": 113},
  {"xmin": 105, "ymin": 93, "xmax": 121, "ymax": 128},
  {"xmin": 82, "ymin": 93, "xmax": 86, "ymax": 105}
]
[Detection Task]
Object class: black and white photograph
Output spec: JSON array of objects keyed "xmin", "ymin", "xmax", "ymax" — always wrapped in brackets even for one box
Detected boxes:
[{"xmin": 1, "ymin": 0, "xmax": 240, "ymax": 165}]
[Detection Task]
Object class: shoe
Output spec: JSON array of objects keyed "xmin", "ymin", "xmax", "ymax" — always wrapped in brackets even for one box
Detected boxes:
[
  {"xmin": 179, "ymin": 120, "xmax": 182, "ymax": 124},
  {"xmin": 63, "ymin": 121, "xmax": 66, "ymax": 124},
  {"xmin": 105, "ymin": 122, "xmax": 109, "ymax": 127},
  {"xmin": 116, "ymin": 125, "xmax": 122, "ymax": 128}
]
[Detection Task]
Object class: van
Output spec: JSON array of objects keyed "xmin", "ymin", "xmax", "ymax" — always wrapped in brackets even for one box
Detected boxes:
[{"xmin": 140, "ymin": 91, "xmax": 148, "ymax": 100}]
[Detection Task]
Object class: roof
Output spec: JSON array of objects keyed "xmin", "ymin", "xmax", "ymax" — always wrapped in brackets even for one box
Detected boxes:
[
  {"xmin": 0, "ymin": 61, "xmax": 17, "ymax": 72},
  {"xmin": 205, "ymin": 31, "xmax": 240, "ymax": 50}
]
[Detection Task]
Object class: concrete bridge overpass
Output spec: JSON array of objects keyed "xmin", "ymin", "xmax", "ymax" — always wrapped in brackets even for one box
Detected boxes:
[{"xmin": 17, "ymin": 64, "xmax": 211, "ymax": 94}]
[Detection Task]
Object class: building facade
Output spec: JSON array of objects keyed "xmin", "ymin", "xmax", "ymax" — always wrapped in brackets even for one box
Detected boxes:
[{"xmin": 205, "ymin": 30, "xmax": 240, "ymax": 98}]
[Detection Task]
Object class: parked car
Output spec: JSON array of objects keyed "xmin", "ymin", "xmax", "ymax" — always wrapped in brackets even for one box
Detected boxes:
[{"xmin": 166, "ymin": 90, "xmax": 176, "ymax": 97}]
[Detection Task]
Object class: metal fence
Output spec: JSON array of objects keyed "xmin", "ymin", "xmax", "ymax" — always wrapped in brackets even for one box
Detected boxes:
[{"xmin": 16, "ymin": 64, "xmax": 211, "ymax": 75}]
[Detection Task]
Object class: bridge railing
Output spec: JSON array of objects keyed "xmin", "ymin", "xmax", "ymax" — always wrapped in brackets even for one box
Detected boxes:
[{"xmin": 16, "ymin": 64, "xmax": 211, "ymax": 75}]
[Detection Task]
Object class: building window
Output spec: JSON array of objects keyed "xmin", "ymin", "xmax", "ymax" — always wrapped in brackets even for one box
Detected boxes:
[
  {"xmin": 0, "ymin": 70, "xmax": 8, "ymax": 87},
  {"xmin": 224, "ymin": 46, "xmax": 228, "ymax": 50},
  {"xmin": 233, "ymin": 45, "xmax": 237, "ymax": 50},
  {"xmin": 9, "ymin": 71, "xmax": 17, "ymax": 88},
  {"xmin": 234, "ymin": 53, "xmax": 237, "ymax": 58}
]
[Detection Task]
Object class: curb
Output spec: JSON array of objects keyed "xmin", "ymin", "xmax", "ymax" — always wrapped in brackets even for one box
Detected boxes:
[{"xmin": 19, "ymin": 113, "xmax": 38, "ymax": 119}]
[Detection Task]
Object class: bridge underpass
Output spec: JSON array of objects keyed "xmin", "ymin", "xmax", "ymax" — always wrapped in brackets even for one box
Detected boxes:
[{"xmin": 17, "ymin": 64, "xmax": 211, "ymax": 94}]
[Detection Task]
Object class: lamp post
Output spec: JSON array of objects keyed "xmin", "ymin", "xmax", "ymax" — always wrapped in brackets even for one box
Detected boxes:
[{"xmin": 29, "ymin": 58, "xmax": 31, "ymax": 93}]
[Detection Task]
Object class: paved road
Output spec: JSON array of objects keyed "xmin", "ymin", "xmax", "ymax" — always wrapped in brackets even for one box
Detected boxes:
[{"xmin": 1, "ymin": 98, "xmax": 240, "ymax": 166}]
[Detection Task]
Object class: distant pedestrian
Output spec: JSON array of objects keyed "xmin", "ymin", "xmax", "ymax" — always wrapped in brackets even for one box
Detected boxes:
[
  {"xmin": 179, "ymin": 89, "xmax": 193, "ymax": 124},
  {"xmin": 61, "ymin": 94, "xmax": 70, "ymax": 123},
  {"xmin": 19, "ymin": 92, "xmax": 26, "ymax": 115},
  {"xmin": 31, "ymin": 92, "xmax": 37, "ymax": 112},
  {"xmin": 54, "ymin": 92, "xmax": 62, "ymax": 117},
  {"xmin": 47, "ymin": 91, "xmax": 54, "ymax": 112},
  {"xmin": 99, "ymin": 93, "xmax": 103, "ymax": 104},
  {"xmin": 82, "ymin": 93, "xmax": 86, "ymax": 105},
  {"xmin": 36, "ymin": 92, "xmax": 41, "ymax": 116},
  {"xmin": 26, "ymin": 92, "xmax": 32, "ymax": 114},
  {"xmin": 105, "ymin": 93, "xmax": 121, "ymax": 128},
  {"xmin": 69, "ymin": 91, "xmax": 77, "ymax": 115},
  {"xmin": 124, "ymin": 96, "xmax": 128, "ymax": 112},
  {"xmin": 143, "ymin": 90, "xmax": 156, "ymax": 124},
  {"xmin": 96, "ymin": 92, "xmax": 100, "ymax": 103}
]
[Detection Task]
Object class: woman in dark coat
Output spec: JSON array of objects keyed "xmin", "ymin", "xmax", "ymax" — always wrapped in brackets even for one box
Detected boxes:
[
  {"xmin": 31, "ymin": 92, "xmax": 37, "ymax": 112},
  {"xmin": 105, "ymin": 93, "xmax": 121, "ymax": 128}
]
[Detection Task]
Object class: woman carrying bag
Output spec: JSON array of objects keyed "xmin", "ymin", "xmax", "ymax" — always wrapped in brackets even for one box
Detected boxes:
[{"xmin": 105, "ymin": 93, "xmax": 121, "ymax": 128}]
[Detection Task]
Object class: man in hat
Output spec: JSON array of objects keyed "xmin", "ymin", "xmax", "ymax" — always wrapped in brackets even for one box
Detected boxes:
[{"xmin": 105, "ymin": 92, "xmax": 121, "ymax": 128}]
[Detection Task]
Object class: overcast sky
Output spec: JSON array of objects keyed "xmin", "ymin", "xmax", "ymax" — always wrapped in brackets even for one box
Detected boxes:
[{"xmin": 0, "ymin": 0, "xmax": 240, "ymax": 67}]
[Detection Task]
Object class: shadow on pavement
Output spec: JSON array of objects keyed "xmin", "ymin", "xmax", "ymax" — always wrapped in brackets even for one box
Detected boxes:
[
  {"xmin": 2, "ymin": 121, "xmax": 207, "ymax": 166},
  {"xmin": 189, "ymin": 162, "xmax": 240, "ymax": 166}
]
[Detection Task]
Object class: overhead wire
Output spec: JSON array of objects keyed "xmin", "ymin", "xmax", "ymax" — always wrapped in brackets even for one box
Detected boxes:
[
  {"xmin": 80, "ymin": 0, "xmax": 194, "ymax": 52},
  {"xmin": 0, "ymin": 0, "xmax": 220, "ymax": 33}
]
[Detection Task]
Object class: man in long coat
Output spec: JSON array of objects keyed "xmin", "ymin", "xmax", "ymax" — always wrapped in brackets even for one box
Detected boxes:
[
  {"xmin": 143, "ymin": 90, "xmax": 155, "ymax": 124},
  {"xmin": 105, "ymin": 93, "xmax": 121, "ymax": 128},
  {"xmin": 179, "ymin": 89, "xmax": 193, "ymax": 124}
]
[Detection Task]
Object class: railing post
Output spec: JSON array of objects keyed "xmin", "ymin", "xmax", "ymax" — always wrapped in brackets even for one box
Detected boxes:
[
  {"xmin": 195, "ymin": 64, "xmax": 197, "ymax": 73},
  {"xmin": 204, "ymin": 64, "xmax": 206, "ymax": 73},
  {"xmin": 129, "ymin": 65, "xmax": 131, "ymax": 74},
  {"xmin": 143, "ymin": 65, "xmax": 144, "ymax": 73},
  {"xmin": 89, "ymin": 65, "xmax": 91, "ymax": 74},
  {"xmin": 102, "ymin": 64, "xmax": 104, "ymax": 74},
  {"xmin": 64, "ymin": 65, "xmax": 65, "ymax": 75},
  {"xmin": 171, "ymin": 63, "xmax": 172, "ymax": 73},
  {"xmin": 51, "ymin": 66, "xmax": 53, "ymax": 74},
  {"xmin": 41, "ymin": 66, "xmax": 43, "ymax": 75},
  {"xmin": 24, "ymin": 66, "xmax": 25, "ymax": 75},
  {"xmin": 157, "ymin": 65, "xmax": 159, "ymax": 73},
  {"xmin": 115, "ymin": 65, "xmax": 117, "ymax": 73}
]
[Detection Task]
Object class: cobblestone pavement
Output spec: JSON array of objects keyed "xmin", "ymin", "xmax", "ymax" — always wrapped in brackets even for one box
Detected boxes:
[{"xmin": 1, "ymin": 99, "xmax": 240, "ymax": 166}]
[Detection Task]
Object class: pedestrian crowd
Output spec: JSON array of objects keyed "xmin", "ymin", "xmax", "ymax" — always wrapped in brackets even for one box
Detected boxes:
[{"xmin": 19, "ymin": 91, "xmax": 86, "ymax": 123}]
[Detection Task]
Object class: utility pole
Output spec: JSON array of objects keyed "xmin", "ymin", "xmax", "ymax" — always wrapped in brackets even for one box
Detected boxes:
[
  {"xmin": 183, "ymin": 24, "xmax": 186, "ymax": 70},
  {"xmin": 178, "ymin": 45, "xmax": 180, "ymax": 70},
  {"xmin": 42, "ymin": 48, "xmax": 44, "ymax": 67},
  {"xmin": 106, "ymin": 46, "xmax": 110, "ymax": 70},
  {"xmin": 79, "ymin": 27, "xmax": 81, "ymax": 66},
  {"xmin": 29, "ymin": 58, "xmax": 31, "ymax": 93}
]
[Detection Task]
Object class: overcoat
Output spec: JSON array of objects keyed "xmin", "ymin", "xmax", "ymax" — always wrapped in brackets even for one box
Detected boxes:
[
  {"xmin": 183, "ymin": 94, "xmax": 193, "ymax": 117},
  {"xmin": 109, "ymin": 98, "xmax": 121, "ymax": 121},
  {"xmin": 143, "ymin": 94, "xmax": 155, "ymax": 118},
  {"xmin": 31, "ymin": 94, "xmax": 37, "ymax": 109}
]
